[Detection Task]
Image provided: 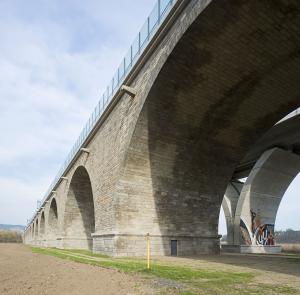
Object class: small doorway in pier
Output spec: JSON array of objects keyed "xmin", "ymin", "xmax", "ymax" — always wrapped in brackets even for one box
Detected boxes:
[{"xmin": 171, "ymin": 240, "xmax": 178, "ymax": 256}]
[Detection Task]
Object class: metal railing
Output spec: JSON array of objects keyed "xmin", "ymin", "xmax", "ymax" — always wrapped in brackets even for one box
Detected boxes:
[{"xmin": 26, "ymin": 0, "xmax": 179, "ymax": 229}]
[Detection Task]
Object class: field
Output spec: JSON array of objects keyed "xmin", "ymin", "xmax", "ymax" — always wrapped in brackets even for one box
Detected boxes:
[{"xmin": 0, "ymin": 244, "xmax": 299, "ymax": 295}]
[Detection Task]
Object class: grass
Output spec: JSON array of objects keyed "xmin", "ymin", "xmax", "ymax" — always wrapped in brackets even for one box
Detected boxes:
[
  {"xmin": 31, "ymin": 247, "xmax": 297, "ymax": 295},
  {"xmin": 57, "ymin": 248, "xmax": 110, "ymax": 258}
]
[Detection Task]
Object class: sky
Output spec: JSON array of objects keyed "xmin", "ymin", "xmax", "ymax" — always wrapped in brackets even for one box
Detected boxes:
[
  {"xmin": 0, "ymin": 1, "xmax": 298, "ymax": 232},
  {"xmin": 0, "ymin": 0, "xmax": 154, "ymax": 225}
]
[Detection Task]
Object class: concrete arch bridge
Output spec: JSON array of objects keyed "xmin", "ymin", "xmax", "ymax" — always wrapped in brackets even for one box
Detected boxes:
[{"xmin": 24, "ymin": 0, "xmax": 300, "ymax": 256}]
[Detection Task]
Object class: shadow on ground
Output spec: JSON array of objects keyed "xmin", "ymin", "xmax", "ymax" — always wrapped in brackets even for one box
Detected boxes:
[{"xmin": 163, "ymin": 253, "xmax": 300, "ymax": 277}]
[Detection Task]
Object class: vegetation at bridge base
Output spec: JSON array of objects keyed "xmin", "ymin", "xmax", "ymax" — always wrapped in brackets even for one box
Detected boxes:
[
  {"xmin": 0, "ymin": 230, "xmax": 22, "ymax": 243},
  {"xmin": 31, "ymin": 247, "xmax": 298, "ymax": 295}
]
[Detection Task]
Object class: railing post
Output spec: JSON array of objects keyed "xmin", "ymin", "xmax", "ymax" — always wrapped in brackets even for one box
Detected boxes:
[
  {"xmin": 138, "ymin": 32, "xmax": 141, "ymax": 54},
  {"xmin": 147, "ymin": 17, "xmax": 150, "ymax": 39}
]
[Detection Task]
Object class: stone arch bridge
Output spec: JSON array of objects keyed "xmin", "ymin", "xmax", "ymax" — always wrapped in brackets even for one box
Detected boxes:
[{"xmin": 24, "ymin": 0, "xmax": 300, "ymax": 256}]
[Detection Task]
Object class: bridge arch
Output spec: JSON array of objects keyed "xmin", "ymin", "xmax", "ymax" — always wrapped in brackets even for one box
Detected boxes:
[
  {"xmin": 32, "ymin": 222, "xmax": 35, "ymax": 239},
  {"xmin": 220, "ymin": 181, "xmax": 244, "ymax": 245},
  {"xmin": 47, "ymin": 197, "xmax": 59, "ymax": 244},
  {"xmin": 40, "ymin": 211, "xmax": 45, "ymax": 239},
  {"xmin": 234, "ymin": 148, "xmax": 300, "ymax": 248},
  {"xmin": 63, "ymin": 166, "xmax": 95, "ymax": 250},
  {"xmin": 30, "ymin": 225, "xmax": 34, "ymax": 242},
  {"xmin": 114, "ymin": 0, "xmax": 300, "ymax": 255}
]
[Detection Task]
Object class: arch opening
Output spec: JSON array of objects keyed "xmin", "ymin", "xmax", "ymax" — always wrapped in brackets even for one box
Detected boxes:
[
  {"xmin": 218, "ymin": 206, "xmax": 227, "ymax": 243},
  {"xmin": 277, "ymin": 173, "xmax": 300, "ymax": 232},
  {"xmin": 30, "ymin": 227, "xmax": 32, "ymax": 241},
  {"xmin": 219, "ymin": 106, "xmax": 300, "ymax": 253},
  {"xmin": 35, "ymin": 219, "xmax": 38, "ymax": 241},
  {"xmin": 40, "ymin": 212, "xmax": 45, "ymax": 237},
  {"xmin": 32, "ymin": 223, "xmax": 35, "ymax": 241},
  {"xmin": 231, "ymin": 148, "xmax": 300, "ymax": 253},
  {"xmin": 47, "ymin": 198, "xmax": 59, "ymax": 243},
  {"xmin": 63, "ymin": 166, "xmax": 95, "ymax": 250}
]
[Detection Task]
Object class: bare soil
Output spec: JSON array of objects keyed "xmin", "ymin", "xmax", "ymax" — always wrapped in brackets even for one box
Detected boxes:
[
  {"xmin": 0, "ymin": 244, "xmax": 299, "ymax": 294},
  {"xmin": 0, "ymin": 244, "xmax": 155, "ymax": 295}
]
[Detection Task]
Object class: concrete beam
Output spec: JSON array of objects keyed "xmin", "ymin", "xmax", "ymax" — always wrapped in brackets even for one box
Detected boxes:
[
  {"xmin": 80, "ymin": 148, "xmax": 90, "ymax": 154},
  {"xmin": 120, "ymin": 85, "xmax": 137, "ymax": 98}
]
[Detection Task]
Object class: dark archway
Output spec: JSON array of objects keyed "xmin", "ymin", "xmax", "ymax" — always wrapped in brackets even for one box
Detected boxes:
[
  {"xmin": 30, "ymin": 223, "xmax": 34, "ymax": 241},
  {"xmin": 47, "ymin": 198, "xmax": 59, "ymax": 242},
  {"xmin": 40, "ymin": 212, "xmax": 45, "ymax": 237},
  {"xmin": 234, "ymin": 148, "xmax": 300, "ymax": 247},
  {"xmin": 63, "ymin": 166, "xmax": 95, "ymax": 250},
  {"xmin": 32, "ymin": 222, "xmax": 35, "ymax": 241},
  {"xmin": 34, "ymin": 219, "xmax": 38, "ymax": 241}
]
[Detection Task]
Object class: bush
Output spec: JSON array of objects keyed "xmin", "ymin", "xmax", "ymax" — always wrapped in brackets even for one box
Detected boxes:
[{"xmin": 0, "ymin": 230, "xmax": 23, "ymax": 243}]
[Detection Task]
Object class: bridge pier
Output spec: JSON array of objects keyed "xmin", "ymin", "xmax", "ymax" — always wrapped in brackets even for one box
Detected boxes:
[
  {"xmin": 92, "ymin": 234, "xmax": 220, "ymax": 257},
  {"xmin": 221, "ymin": 181, "xmax": 243, "ymax": 252},
  {"xmin": 234, "ymin": 148, "xmax": 300, "ymax": 253}
]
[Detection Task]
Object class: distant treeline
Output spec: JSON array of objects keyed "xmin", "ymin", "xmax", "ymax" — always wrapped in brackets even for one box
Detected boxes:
[
  {"xmin": 275, "ymin": 229, "xmax": 300, "ymax": 244},
  {"xmin": 0, "ymin": 230, "xmax": 23, "ymax": 243}
]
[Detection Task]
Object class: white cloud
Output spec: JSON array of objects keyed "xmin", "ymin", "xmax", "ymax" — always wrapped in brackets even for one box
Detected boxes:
[
  {"xmin": 0, "ymin": 0, "xmax": 156, "ymax": 225},
  {"xmin": 0, "ymin": 176, "xmax": 50, "ymax": 225}
]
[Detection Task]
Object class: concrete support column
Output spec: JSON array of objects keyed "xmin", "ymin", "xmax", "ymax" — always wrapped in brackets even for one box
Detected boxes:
[
  {"xmin": 222, "ymin": 181, "xmax": 244, "ymax": 245},
  {"xmin": 234, "ymin": 148, "xmax": 300, "ymax": 251}
]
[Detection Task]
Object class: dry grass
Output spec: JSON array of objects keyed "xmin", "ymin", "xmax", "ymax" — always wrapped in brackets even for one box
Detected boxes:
[
  {"xmin": 0, "ymin": 230, "xmax": 22, "ymax": 243},
  {"xmin": 279, "ymin": 243, "xmax": 300, "ymax": 253}
]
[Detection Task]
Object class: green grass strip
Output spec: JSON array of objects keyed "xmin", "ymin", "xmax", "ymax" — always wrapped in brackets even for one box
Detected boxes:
[{"xmin": 31, "ymin": 247, "xmax": 297, "ymax": 295}]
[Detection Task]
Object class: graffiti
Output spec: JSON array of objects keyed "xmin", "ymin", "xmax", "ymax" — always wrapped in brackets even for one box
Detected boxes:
[
  {"xmin": 240, "ymin": 210, "xmax": 275, "ymax": 246},
  {"xmin": 254, "ymin": 223, "xmax": 275, "ymax": 246},
  {"xmin": 240, "ymin": 219, "xmax": 251, "ymax": 245}
]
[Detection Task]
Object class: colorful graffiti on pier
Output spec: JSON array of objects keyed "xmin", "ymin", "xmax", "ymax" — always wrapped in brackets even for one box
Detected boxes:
[{"xmin": 240, "ymin": 210, "xmax": 275, "ymax": 245}]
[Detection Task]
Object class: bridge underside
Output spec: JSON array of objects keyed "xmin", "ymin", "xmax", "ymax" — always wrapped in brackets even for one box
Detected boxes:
[
  {"xmin": 24, "ymin": 0, "xmax": 300, "ymax": 256},
  {"xmin": 108, "ymin": 0, "xmax": 300, "ymax": 256}
]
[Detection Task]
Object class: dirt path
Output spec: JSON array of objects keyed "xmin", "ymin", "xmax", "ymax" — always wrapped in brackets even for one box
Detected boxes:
[{"xmin": 0, "ymin": 244, "xmax": 155, "ymax": 295}]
